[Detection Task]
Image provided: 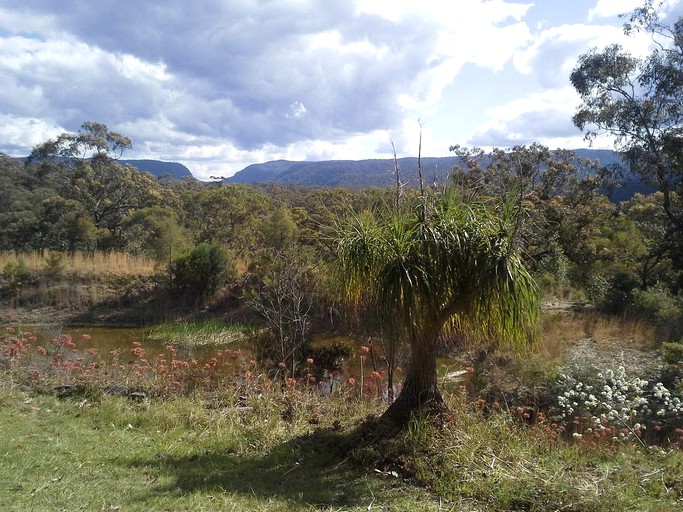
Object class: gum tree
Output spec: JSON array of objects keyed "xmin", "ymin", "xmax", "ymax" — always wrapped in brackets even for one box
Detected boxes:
[
  {"xmin": 335, "ymin": 186, "xmax": 539, "ymax": 428},
  {"xmin": 28, "ymin": 121, "xmax": 164, "ymax": 250},
  {"xmin": 570, "ymin": 1, "xmax": 683, "ymax": 287}
]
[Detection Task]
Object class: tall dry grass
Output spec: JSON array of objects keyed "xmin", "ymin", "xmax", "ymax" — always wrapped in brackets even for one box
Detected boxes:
[
  {"xmin": 0, "ymin": 251, "xmax": 157, "ymax": 276},
  {"xmin": 543, "ymin": 311, "xmax": 654, "ymax": 346}
]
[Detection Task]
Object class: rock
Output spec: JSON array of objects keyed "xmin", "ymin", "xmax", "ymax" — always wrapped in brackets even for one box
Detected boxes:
[
  {"xmin": 129, "ymin": 392, "xmax": 148, "ymax": 401},
  {"xmin": 104, "ymin": 385, "xmax": 131, "ymax": 396},
  {"xmin": 54, "ymin": 384, "xmax": 81, "ymax": 397},
  {"xmin": 15, "ymin": 384, "xmax": 32, "ymax": 393}
]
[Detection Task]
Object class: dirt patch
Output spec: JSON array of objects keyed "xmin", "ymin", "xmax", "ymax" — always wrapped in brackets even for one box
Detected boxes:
[
  {"xmin": 564, "ymin": 337, "xmax": 664, "ymax": 376},
  {"xmin": 1, "ymin": 306, "xmax": 78, "ymax": 326}
]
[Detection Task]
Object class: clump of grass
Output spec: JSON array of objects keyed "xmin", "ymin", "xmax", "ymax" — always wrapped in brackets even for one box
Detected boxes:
[
  {"xmin": 582, "ymin": 314, "xmax": 655, "ymax": 346},
  {"xmin": 148, "ymin": 319, "xmax": 256, "ymax": 347}
]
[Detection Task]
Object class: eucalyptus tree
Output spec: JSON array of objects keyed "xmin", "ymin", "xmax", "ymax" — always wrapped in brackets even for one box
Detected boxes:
[
  {"xmin": 571, "ymin": 0, "xmax": 683, "ymax": 287},
  {"xmin": 28, "ymin": 122, "xmax": 164, "ymax": 250},
  {"xmin": 335, "ymin": 186, "xmax": 539, "ymax": 427}
]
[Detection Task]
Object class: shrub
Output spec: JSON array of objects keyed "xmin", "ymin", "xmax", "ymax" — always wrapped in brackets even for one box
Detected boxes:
[
  {"xmin": 43, "ymin": 251, "xmax": 66, "ymax": 276},
  {"xmin": 554, "ymin": 364, "xmax": 683, "ymax": 444},
  {"xmin": 631, "ymin": 285, "xmax": 683, "ymax": 340},
  {"xmin": 662, "ymin": 342, "xmax": 683, "ymax": 366},
  {"xmin": 589, "ymin": 271, "xmax": 639, "ymax": 314},
  {"xmin": 170, "ymin": 242, "xmax": 231, "ymax": 302},
  {"xmin": 0, "ymin": 259, "xmax": 31, "ymax": 299}
]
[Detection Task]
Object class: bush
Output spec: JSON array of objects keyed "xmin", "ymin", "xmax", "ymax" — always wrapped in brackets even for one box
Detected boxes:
[
  {"xmin": 631, "ymin": 285, "xmax": 683, "ymax": 340},
  {"xmin": 43, "ymin": 251, "xmax": 66, "ymax": 276},
  {"xmin": 554, "ymin": 365, "xmax": 683, "ymax": 444},
  {"xmin": 662, "ymin": 342, "xmax": 683, "ymax": 366},
  {"xmin": 589, "ymin": 271, "xmax": 639, "ymax": 314},
  {"xmin": 170, "ymin": 242, "xmax": 231, "ymax": 302},
  {"xmin": 0, "ymin": 259, "xmax": 31, "ymax": 299}
]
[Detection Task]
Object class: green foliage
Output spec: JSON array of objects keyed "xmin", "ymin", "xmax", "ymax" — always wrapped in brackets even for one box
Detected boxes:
[
  {"xmin": 661, "ymin": 342, "xmax": 683, "ymax": 366},
  {"xmin": 534, "ymin": 240, "xmax": 571, "ymax": 296},
  {"xmin": 43, "ymin": 251, "xmax": 66, "ymax": 276},
  {"xmin": 571, "ymin": 4, "xmax": 683, "ymax": 288},
  {"xmin": 181, "ymin": 184, "xmax": 270, "ymax": 256},
  {"xmin": 122, "ymin": 206, "xmax": 189, "ymax": 262},
  {"xmin": 170, "ymin": 242, "xmax": 232, "ymax": 302},
  {"xmin": 631, "ymin": 285, "xmax": 683, "ymax": 339},
  {"xmin": 0, "ymin": 259, "xmax": 31, "ymax": 299},
  {"xmin": 590, "ymin": 271, "xmax": 640, "ymax": 314},
  {"xmin": 262, "ymin": 206, "xmax": 297, "ymax": 250},
  {"xmin": 337, "ymin": 186, "xmax": 539, "ymax": 350}
]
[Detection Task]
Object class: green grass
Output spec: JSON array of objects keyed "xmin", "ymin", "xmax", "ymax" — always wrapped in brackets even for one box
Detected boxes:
[
  {"xmin": 0, "ymin": 383, "xmax": 440, "ymax": 511},
  {"xmin": 2, "ymin": 380, "xmax": 682, "ymax": 511},
  {"xmin": 148, "ymin": 319, "xmax": 257, "ymax": 347}
]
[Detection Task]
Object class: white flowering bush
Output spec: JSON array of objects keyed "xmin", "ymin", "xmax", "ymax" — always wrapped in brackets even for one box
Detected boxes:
[{"xmin": 554, "ymin": 365, "xmax": 683, "ymax": 444}]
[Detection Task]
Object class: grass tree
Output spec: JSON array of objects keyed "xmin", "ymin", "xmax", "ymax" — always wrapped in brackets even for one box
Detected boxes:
[{"xmin": 336, "ymin": 186, "xmax": 540, "ymax": 428}]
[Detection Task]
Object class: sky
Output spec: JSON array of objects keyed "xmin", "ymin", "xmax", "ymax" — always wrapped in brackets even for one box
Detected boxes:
[{"xmin": 1, "ymin": 0, "xmax": 682, "ymax": 180}]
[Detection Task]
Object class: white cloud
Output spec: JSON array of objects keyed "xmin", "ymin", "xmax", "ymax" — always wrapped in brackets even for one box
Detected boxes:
[
  {"xmin": 0, "ymin": 115, "xmax": 64, "ymax": 153},
  {"xmin": 588, "ymin": 0, "xmax": 644, "ymax": 21},
  {"xmin": 468, "ymin": 87, "xmax": 594, "ymax": 148}
]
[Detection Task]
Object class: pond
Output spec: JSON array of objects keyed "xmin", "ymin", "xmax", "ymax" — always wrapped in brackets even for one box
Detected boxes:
[{"xmin": 9, "ymin": 324, "xmax": 463, "ymax": 396}]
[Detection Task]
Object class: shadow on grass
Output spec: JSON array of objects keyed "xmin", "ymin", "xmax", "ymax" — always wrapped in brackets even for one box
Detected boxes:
[{"xmin": 126, "ymin": 428, "xmax": 390, "ymax": 509}]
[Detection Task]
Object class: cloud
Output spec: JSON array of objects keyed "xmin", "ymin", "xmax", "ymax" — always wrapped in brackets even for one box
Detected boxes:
[
  {"xmin": 0, "ymin": 114, "xmax": 64, "ymax": 154},
  {"xmin": 513, "ymin": 22, "xmax": 653, "ymax": 88},
  {"xmin": 588, "ymin": 0, "xmax": 644, "ymax": 21},
  {"xmin": 1, "ymin": 0, "xmax": 651, "ymax": 179},
  {"xmin": 468, "ymin": 88, "xmax": 594, "ymax": 148},
  {"xmin": 0, "ymin": 1, "xmax": 539, "ymax": 177}
]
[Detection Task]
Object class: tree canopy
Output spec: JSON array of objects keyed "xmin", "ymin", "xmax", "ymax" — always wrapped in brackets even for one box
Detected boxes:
[{"xmin": 571, "ymin": 1, "xmax": 683, "ymax": 290}]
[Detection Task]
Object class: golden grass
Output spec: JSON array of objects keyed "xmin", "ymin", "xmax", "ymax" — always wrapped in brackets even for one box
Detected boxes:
[
  {"xmin": 540, "ymin": 311, "xmax": 656, "ymax": 360},
  {"xmin": 0, "ymin": 250, "xmax": 157, "ymax": 276}
]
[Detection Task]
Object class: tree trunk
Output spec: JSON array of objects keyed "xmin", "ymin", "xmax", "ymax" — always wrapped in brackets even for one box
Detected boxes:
[{"xmin": 380, "ymin": 332, "xmax": 444, "ymax": 428}]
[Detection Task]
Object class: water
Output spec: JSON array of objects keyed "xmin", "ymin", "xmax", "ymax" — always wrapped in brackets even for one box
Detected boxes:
[{"xmin": 12, "ymin": 325, "xmax": 462, "ymax": 392}]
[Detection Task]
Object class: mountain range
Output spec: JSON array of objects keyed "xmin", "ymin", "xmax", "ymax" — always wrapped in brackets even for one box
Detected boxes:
[
  {"xmin": 224, "ymin": 149, "xmax": 622, "ymax": 187},
  {"xmin": 222, "ymin": 149, "xmax": 654, "ymax": 201}
]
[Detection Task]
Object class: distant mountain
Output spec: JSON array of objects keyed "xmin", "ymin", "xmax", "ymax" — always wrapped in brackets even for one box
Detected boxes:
[
  {"xmin": 120, "ymin": 159, "xmax": 194, "ymax": 180},
  {"xmin": 226, "ymin": 157, "xmax": 462, "ymax": 187},
  {"xmin": 16, "ymin": 156, "xmax": 195, "ymax": 181},
  {"xmin": 226, "ymin": 149, "xmax": 656, "ymax": 201}
]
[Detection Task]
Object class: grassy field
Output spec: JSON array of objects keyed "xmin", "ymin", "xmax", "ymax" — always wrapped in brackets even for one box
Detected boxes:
[{"xmin": 1, "ymin": 378, "xmax": 682, "ymax": 511}]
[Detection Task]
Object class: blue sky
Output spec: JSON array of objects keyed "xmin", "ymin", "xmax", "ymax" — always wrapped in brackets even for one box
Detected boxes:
[{"xmin": 0, "ymin": 0, "xmax": 681, "ymax": 179}]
